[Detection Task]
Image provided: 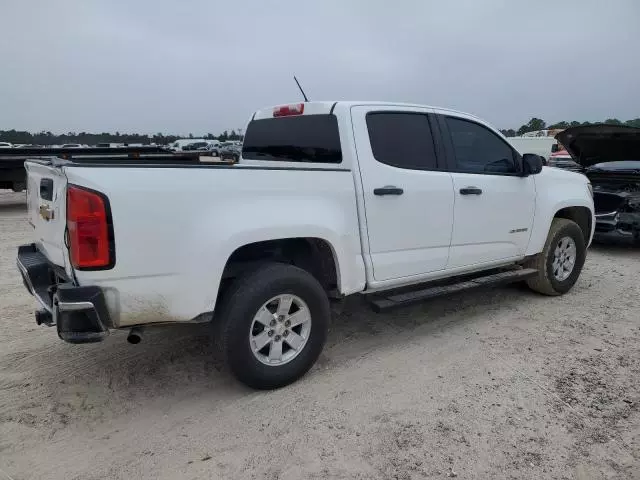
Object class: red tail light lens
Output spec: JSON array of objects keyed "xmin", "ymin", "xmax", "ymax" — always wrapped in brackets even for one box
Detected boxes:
[
  {"xmin": 67, "ymin": 185, "xmax": 112, "ymax": 269},
  {"xmin": 273, "ymin": 103, "xmax": 304, "ymax": 117}
]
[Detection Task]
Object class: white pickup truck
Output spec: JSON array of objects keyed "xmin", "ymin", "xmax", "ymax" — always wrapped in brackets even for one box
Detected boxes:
[{"xmin": 17, "ymin": 101, "xmax": 595, "ymax": 389}]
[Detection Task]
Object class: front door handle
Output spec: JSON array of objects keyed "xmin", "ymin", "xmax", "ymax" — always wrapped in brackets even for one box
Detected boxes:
[
  {"xmin": 459, "ymin": 186, "xmax": 482, "ymax": 195},
  {"xmin": 374, "ymin": 186, "xmax": 404, "ymax": 196}
]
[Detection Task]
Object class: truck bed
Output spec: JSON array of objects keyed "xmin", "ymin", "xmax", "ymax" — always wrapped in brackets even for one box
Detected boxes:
[{"xmin": 0, "ymin": 146, "xmax": 209, "ymax": 190}]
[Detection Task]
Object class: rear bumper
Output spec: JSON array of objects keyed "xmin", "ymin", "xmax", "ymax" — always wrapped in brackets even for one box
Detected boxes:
[{"xmin": 17, "ymin": 244, "xmax": 111, "ymax": 343}]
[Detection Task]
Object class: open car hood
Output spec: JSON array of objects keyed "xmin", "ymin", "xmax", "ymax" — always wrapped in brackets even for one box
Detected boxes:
[{"xmin": 555, "ymin": 124, "xmax": 640, "ymax": 168}]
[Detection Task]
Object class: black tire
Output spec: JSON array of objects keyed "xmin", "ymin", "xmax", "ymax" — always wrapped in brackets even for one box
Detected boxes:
[
  {"xmin": 215, "ymin": 263, "xmax": 330, "ymax": 389},
  {"xmin": 525, "ymin": 218, "xmax": 586, "ymax": 295}
]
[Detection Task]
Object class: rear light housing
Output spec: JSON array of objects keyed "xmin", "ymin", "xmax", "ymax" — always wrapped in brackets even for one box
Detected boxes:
[
  {"xmin": 273, "ymin": 103, "xmax": 304, "ymax": 117},
  {"xmin": 66, "ymin": 185, "xmax": 114, "ymax": 270}
]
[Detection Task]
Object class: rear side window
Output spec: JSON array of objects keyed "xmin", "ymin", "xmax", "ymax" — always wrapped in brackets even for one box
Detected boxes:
[
  {"xmin": 242, "ymin": 115, "xmax": 342, "ymax": 163},
  {"xmin": 445, "ymin": 116, "xmax": 517, "ymax": 174},
  {"xmin": 366, "ymin": 112, "xmax": 438, "ymax": 170}
]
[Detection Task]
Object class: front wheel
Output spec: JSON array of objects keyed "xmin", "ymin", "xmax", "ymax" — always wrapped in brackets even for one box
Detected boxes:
[
  {"xmin": 525, "ymin": 218, "xmax": 586, "ymax": 296},
  {"xmin": 215, "ymin": 263, "xmax": 330, "ymax": 389}
]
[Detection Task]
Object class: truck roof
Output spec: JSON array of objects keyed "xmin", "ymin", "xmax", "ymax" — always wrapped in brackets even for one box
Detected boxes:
[{"xmin": 251, "ymin": 101, "xmax": 484, "ymax": 123}]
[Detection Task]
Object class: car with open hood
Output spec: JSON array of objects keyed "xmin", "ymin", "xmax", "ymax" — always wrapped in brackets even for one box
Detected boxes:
[{"xmin": 556, "ymin": 124, "xmax": 640, "ymax": 243}]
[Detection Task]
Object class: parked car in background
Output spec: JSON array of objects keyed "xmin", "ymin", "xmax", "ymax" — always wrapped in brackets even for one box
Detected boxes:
[
  {"xmin": 0, "ymin": 142, "xmax": 13, "ymax": 148},
  {"xmin": 556, "ymin": 124, "xmax": 640, "ymax": 243},
  {"xmin": 182, "ymin": 141, "xmax": 209, "ymax": 151},
  {"xmin": 170, "ymin": 139, "xmax": 208, "ymax": 151},
  {"xmin": 220, "ymin": 143, "xmax": 241, "ymax": 161},
  {"xmin": 547, "ymin": 149, "xmax": 582, "ymax": 172},
  {"xmin": 209, "ymin": 141, "xmax": 233, "ymax": 157}
]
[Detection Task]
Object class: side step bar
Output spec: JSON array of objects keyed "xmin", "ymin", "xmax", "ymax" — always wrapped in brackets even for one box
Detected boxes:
[{"xmin": 368, "ymin": 268, "xmax": 538, "ymax": 312}]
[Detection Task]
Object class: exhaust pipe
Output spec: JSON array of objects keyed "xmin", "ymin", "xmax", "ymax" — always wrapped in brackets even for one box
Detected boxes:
[{"xmin": 127, "ymin": 327, "xmax": 143, "ymax": 344}]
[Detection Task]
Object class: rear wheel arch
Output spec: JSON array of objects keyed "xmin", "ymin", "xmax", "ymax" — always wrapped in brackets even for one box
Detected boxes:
[{"xmin": 221, "ymin": 237, "xmax": 341, "ymax": 294}]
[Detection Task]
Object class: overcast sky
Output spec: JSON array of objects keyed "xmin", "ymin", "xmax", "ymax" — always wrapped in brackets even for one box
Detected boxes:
[{"xmin": 1, "ymin": 0, "xmax": 639, "ymax": 135}]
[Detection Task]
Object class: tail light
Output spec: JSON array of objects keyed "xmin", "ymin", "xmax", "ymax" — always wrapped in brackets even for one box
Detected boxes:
[
  {"xmin": 67, "ymin": 185, "xmax": 113, "ymax": 269},
  {"xmin": 273, "ymin": 103, "xmax": 304, "ymax": 117}
]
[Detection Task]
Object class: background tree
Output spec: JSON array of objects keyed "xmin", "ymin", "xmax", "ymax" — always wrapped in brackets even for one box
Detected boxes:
[
  {"xmin": 548, "ymin": 121, "xmax": 570, "ymax": 129},
  {"xmin": 516, "ymin": 117, "xmax": 547, "ymax": 136}
]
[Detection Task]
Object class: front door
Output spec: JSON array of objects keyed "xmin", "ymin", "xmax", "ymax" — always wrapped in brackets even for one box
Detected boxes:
[
  {"xmin": 438, "ymin": 114, "xmax": 536, "ymax": 269},
  {"xmin": 351, "ymin": 106, "xmax": 455, "ymax": 282}
]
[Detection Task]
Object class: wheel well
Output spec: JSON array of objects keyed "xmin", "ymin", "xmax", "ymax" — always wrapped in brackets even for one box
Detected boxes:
[
  {"xmin": 222, "ymin": 238, "xmax": 339, "ymax": 292},
  {"xmin": 554, "ymin": 207, "xmax": 592, "ymax": 242}
]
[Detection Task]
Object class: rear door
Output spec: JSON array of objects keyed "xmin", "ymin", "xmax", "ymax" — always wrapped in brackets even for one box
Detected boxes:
[
  {"xmin": 351, "ymin": 106, "xmax": 454, "ymax": 282},
  {"xmin": 436, "ymin": 114, "xmax": 536, "ymax": 269},
  {"xmin": 25, "ymin": 161, "xmax": 69, "ymax": 267}
]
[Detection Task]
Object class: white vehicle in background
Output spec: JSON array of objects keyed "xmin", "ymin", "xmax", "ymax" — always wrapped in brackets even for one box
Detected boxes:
[
  {"xmin": 0, "ymin": 142, "xmax": 13, "ymax": 148},
  {"xmin": 17, "ymin": 101, "xmax": 594, "ymax": 389},
  {"xmin": 170, "ymin": 139, "xmax": 208, "ymax": 151},
  {"xmin": 507, "ymin": 136, "xmax": 557, "ymax": 161}
]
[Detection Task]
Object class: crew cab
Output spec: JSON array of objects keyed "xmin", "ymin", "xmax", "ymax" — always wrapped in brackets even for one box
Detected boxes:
[{"xmin": 17, "ymin": 101, "xmax": 594, "ymax": 389}]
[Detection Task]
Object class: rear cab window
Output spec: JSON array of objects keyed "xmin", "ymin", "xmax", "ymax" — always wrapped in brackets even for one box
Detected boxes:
[{"xmin": 242, "ymin": 114, "xmax": 342, "ymax": 164}]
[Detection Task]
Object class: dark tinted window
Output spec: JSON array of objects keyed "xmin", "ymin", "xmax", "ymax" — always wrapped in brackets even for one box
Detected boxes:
[
  {"xmin": 366, "ymin": 112, "xmax": 438, "ymax": 170},
  {"xmin": 445, "ymin": 117, "xmax": 516, "ymax": 174},
  {"xmin": 242, "ymin": 115, "xmax": 342, "ymax": 163}
]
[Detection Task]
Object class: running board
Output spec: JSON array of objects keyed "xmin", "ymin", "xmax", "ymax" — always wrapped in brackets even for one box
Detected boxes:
[{"xmin": 368, "ymin": 268, "xmax": 538, "ymax": 312}]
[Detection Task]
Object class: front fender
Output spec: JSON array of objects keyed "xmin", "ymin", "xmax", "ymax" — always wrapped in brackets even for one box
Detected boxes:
[{"xmin": 526, "ymin": 168, "xmax": 595, "ymax": 255}]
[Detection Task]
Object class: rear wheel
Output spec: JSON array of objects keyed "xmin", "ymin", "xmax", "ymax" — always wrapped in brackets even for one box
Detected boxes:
[
  {"xmin": 216, "ymin": 263, "xmax": 330, "ymax": 389},
  {"xmin": 525, "ymin": 218, "xmax": 586, "ymax": 295}
]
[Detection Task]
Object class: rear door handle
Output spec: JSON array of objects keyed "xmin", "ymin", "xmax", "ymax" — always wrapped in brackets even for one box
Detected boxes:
[
  {"xmin": 459, "ymin": 186, "xmax": 482, "ymax": 195},
  {"xmin": 374, "ymin": 186, "xmax": 404, "ymax": 196}
]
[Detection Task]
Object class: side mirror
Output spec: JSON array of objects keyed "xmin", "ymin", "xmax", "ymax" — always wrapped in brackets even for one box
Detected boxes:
[
  {"xmin": 522, "ymin": 153, "xmax": 543, "ymax": 176},
  {"xmin": 551, "ymin": 144, "xmax": 560, "ymax": 153}
]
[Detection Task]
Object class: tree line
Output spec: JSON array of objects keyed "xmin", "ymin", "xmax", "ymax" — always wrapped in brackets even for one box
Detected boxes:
[
  {"xmin": 3, "ymin": 116, "xmax": 639, "ymax": 145},
  {"xmin": 0, "ymin": 129, "xmax": 244, "ymax": 146},
  {"xmin": 500, "ymin": 117, "xmax": 640, "ymax": 137}
]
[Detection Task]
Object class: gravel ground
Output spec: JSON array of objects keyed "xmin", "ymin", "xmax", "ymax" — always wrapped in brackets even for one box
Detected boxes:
[{"xmin": 0, "ymin": 190, "xmax": 639, "ymax": 480}]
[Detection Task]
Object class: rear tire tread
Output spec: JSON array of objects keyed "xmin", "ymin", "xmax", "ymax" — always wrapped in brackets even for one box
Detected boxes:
[{"xmin": 215, "ymin": 262, "xmax": 330, "ymax": 389}]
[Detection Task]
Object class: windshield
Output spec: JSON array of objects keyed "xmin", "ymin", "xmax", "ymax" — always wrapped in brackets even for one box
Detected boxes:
[{"xmin": 243, "ymin": 114, "xmax": 342, "ymax": 163}]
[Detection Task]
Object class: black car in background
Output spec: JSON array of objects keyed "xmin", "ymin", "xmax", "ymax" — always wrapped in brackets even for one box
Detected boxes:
[
  {"xmin": 220, "ymin": 143, "xmax": 241, "ymax": 162},
  {"xmin": 556, "ymin": 125, "xmax": 640, "ymax": 243}
]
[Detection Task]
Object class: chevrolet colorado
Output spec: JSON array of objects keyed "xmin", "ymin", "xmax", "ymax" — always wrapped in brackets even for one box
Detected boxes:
[{"xmin": 17, "ymin": 101, "xmax": 595, "ymax": 389}]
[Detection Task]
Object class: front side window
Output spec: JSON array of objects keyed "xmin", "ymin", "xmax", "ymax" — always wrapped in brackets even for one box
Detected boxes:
[
  {"xmin": 445, "ymin": 117, "xmax": 517, "ymax": 174},
  {"xmin": 366, "ymin": 112, "xmax": 438, "ymax": 170}
]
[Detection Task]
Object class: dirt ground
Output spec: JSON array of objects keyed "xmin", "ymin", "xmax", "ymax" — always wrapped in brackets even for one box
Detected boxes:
[{"xmin": 0, "ymin": 190, "xmax": 639, "ymax": 480}]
